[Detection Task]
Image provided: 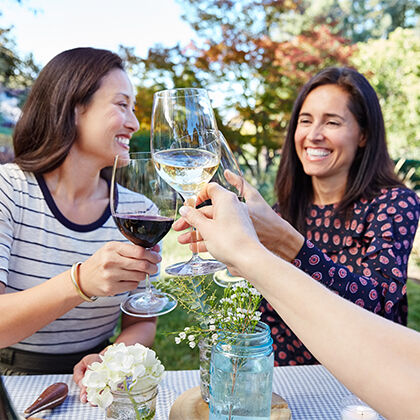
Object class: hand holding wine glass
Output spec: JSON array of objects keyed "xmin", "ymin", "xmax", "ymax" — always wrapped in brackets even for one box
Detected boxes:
[{"xmin": 110, "ymin": 152, "xmax": 178, "ymax": 317}]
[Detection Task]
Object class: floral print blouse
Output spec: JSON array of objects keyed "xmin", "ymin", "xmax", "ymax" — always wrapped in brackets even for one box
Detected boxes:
[{"xmin": 259, "ymin": 187, "xmax": 420, "ymax": 366}]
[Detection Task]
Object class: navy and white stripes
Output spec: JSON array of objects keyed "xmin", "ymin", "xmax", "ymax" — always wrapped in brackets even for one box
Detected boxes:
[{"xmin": 0, "ymin": 163, "xmax": 158, "ymax": 354}]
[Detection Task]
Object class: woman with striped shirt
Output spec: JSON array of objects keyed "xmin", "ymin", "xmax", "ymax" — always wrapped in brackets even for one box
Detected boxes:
[{"xmin": 0, "ymin": 48, "xmax": 159, "ymax": 400}]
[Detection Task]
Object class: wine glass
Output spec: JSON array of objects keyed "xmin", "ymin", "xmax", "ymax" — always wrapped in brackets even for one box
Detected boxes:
[
  {"xmin": 110, "ymin": 152, "xmax": 178, "ymax": 317},
  {"xmin": 210, "ymin": 133, "xmax": 247, "ymax": 287},
  {"xmin": 151, "ymin": 87, "xmax": 225, "ymax": 276}
]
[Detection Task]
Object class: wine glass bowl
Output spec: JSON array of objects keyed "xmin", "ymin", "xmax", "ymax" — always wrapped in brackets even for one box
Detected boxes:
[
  {"xmin": 210, "ymin": 131, "xmax": 244, "ymax": 198},
  {"xmin": 153, "ymin": 133, "xmax": 220, "ymax": 202},
  {"xmin": 110, "ymin": 152, "xmax": 178, "ymax": 317}
]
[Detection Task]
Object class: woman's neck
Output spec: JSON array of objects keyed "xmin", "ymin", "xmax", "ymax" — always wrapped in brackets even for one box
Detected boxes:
[
  {"xmin": 42, "ymin": 156, "xmax": 109, "ymax": 225},
  {"xmin": 311, "ymin": 177, "xmax": 346, "ymax": 206}
]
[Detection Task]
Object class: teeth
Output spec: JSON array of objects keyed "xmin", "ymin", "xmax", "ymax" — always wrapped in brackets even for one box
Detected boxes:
[
  {"xmin": 115, "ymin": 136, "xmax": 129, "ymax": 146},
  {"xmin": 306, "ymin": 148, "xmax": 330, "ymax": 157}
]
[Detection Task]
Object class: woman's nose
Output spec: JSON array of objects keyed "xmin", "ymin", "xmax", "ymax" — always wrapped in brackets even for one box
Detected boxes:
[
  {"xmin": 126, "ymin": 110, "xmax": 140, "ymax": 133},
  {"xmin": 306, "ymin": 123, "xmax": 324, "ymax": 141}
]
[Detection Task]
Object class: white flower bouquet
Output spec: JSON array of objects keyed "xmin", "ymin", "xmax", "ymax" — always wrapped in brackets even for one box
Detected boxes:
[{"xmin": 82, "ymin": 343, "xmax": 165, "ymax": 410}]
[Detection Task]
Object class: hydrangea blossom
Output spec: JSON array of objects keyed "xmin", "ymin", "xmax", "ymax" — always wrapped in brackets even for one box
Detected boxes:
[{"xmin": 82, "ymin": 343, "xmax": 165, "ymax": 409}]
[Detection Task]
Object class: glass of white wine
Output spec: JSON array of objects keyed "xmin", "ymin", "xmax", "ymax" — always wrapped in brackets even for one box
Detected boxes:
[{"xmin": 151, "ymin": 87, "xmax": 225, "ymax": 276}]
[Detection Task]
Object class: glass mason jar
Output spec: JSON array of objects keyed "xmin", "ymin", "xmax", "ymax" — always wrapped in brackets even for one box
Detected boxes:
[
  {"xmin": 105, "ymin": 384, "xmax": 158, "ymax": 420},
  {"xmin": 198, "ymin": 338, "xmax": 213, "ymax": 403},
  {"xmin": 209, "ymin": 321, "xmax": 274, "ymax": 420}
]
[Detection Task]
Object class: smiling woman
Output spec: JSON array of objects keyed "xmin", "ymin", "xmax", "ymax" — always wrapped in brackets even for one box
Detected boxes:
[
  {"xmin": 226, "ymin": 67, "xmax": 420, "ymax": 367},
  {"xmin": 0, "ymin": 48, "xmax": 159, "ymax": 399}
]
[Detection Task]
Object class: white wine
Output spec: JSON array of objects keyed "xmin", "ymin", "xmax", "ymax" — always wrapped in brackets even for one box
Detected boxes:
[{"xmin": 153, "ymin": 148, "xmax": 219, "ymax": 198}]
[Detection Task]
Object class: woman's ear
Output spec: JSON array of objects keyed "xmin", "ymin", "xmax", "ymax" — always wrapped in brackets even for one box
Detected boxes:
[
  {"xmin": 358, "ymin": 133, "xmax": 367, "ymax": 148},
  {"xmin": 74, "ymin": 106, "xmax": 80, "ymax": 126},
  {"xmin": 74, "ymin": 104, "xmax": 85, "ymax": 126}
]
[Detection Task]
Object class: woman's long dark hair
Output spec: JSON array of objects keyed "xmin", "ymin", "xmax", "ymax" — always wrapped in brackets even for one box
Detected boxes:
[
  {"xmin": 13, "ymin": 47, "xmax": 124, "ymax": 173},
  {"xmin": 275, "ymin": 67, "xmax": 404, "ymax": 232}
]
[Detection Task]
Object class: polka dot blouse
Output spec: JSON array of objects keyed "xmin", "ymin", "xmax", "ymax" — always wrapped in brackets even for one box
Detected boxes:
[{"xmin": 259, "ymin": 187, "xmax": 420, "ymax": 366}]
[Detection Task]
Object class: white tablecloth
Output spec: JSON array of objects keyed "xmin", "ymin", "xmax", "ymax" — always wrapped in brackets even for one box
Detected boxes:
[{"xmin": 3, "ymin": 365, "xmax": 384, "ymax": 419}]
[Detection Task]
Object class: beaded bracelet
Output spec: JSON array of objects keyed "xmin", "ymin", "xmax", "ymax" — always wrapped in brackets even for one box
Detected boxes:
[{"xmin": 70, "ymin": 262, "xmax": 98, "ymax": 302}]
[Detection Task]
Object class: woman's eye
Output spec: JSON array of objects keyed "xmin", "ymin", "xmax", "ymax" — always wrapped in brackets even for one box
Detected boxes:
[
  {"xmin": 298, "ymin": 119, "xmax": 311, "ymax": 125},
  {"xmin": 327, "ymin": 120, "xmax": 340, "ymax": 126},
  {"xmin": 119, "ymin": 103, "xmax": 128, "ymax": 109}
]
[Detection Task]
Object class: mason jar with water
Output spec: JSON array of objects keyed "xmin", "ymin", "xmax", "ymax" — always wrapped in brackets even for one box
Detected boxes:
[{"xmin": 209, "ymin": 321, "xmax": 274, "ymax": 420}]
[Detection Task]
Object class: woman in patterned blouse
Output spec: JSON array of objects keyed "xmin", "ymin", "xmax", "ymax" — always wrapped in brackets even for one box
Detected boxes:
[
  {"xmin": 176, "ymin": 183, "xmax": 420, "ymax": 420},
  {"xmin": 237, "ymin": 67, "xmax": 420, "ymax": 366}
]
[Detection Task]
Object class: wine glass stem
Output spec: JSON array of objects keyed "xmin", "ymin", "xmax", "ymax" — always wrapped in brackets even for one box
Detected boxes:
[
  {"xmin": 144, "ymin": 273, "xmax": 153, "ymax": 297},
  {"xmin": 185, "ymin": 195, "xmax": 200, "ymax": 257}
]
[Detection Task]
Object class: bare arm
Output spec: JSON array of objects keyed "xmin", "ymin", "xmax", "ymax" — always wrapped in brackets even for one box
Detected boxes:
[
  {"xmin": 0, "ymin": 241, "xmax": 161, "ymax": 347},
  {"xmin": 117, "ymin": 314, "xmax": 156, "ymax": 348},
  {"xmin": 178, "ymin": 183, "xmax": 420, "ymax": 420},
  {"xmin": 243, "ymin": 248, "xmax": 420, "ymax": 420}
]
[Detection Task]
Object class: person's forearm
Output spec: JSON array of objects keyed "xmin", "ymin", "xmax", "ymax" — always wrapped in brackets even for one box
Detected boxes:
[
  {"xmin": 0, "ymin": 272, "xmax": 83, "ymax": 347},
  {"xmin": 241, "ymin": 246, "xmax": 420, "ymax": 420},
  {"xmin": 115, "ymin": 315, "xmax": 157, "ymax": 348},
  {"xmin": 256, "ymin": 213, "xmax": 304, "ymax": 261}
]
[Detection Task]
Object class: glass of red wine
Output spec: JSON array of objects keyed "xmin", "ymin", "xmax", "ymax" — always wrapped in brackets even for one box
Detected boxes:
[{"xmin": 110, "ymin": 152, "xmax": 178, "ymax": 317}]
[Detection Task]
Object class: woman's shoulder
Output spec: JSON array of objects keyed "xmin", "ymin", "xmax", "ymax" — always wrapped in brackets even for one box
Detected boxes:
[
  {"xmin": 366, "ymin": 187, "xmax": 419, "ymax": 208},
  {"xmin": 0, "ymin": 162, "xmax": 36, "ymax": 183},
  {"xmin": 356, "ymin": 187, "xmax": 420, "ymax": 226},
  {"xmin": 0, "ymin": 163, "xmax": 39, "ymax": 197}
]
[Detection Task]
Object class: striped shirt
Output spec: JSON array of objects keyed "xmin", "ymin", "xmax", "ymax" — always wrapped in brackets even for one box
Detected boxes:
[{"xmin": 0, "ymin": 163, "xmax": 159, "ymax": 354}]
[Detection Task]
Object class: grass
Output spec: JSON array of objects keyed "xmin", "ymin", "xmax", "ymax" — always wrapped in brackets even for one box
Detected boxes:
[{"xmin": 151, "ymin": 230, "xmax": 420, "ymax": 370}]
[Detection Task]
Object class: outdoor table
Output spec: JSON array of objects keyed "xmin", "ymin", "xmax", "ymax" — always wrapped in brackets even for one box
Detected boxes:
[{"xmin": 3, "ymin": 365, "xmax": 384, "ymax": 419}]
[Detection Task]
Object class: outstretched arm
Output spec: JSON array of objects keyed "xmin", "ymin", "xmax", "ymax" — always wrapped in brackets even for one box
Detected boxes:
[{"xmin": 178, "ymin": 183, "xmax": 420, "ymax": 420}]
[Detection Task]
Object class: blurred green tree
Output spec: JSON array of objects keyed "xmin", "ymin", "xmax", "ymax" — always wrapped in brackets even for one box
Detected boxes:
[
  {"xmin": 0, "ymin": 28, "xmax": 38, "ymax": 90},
  {"xmin": 351, "ymin": 28, "xmax": 420, "ymax": 159},
  {"xmin": 278, "ymin": 0, "xmax": 419, "ymax": 43}
]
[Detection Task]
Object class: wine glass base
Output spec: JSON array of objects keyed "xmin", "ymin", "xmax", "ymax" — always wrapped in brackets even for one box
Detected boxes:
[
  {"xmin": 213, "ymin": 269, "xmax": 244, "ymax": 287},
  {"xmin": 165, "ymin": 258, "xmax": 226, "ymax": 276},
  {"xmin": 120, "ymin": 292, "xmax": 177, "ymax": 317}
]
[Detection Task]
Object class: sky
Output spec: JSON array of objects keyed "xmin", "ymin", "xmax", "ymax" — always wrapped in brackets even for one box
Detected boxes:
[{"xmin": 1, "ymin": 0, "xmax": 197, "ymax": 66}]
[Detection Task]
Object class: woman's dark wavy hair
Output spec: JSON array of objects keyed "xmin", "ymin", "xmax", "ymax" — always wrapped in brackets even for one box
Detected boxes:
[
  {"xmin": 13, "ymin": 47, "xmax": 124, "ymax": 173},
  {"xmin": 275, "ymin": 66, "xmax": 404, "ymax": 232}
]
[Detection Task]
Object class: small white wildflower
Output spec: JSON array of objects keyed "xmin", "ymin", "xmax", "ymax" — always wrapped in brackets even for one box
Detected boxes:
[
  {"xmin": 188, "ymin": 334, "xmax": 195, "ymax": 341},
  {"xmin": 179, "ymin": 332, "xmax": 186, "ymax": 339},
  {"xmin": 175, "ymin": 337, "xmax": 181, "ymax": 344},
  {"xmin": 221, "ymin": 344, "xmax": 232, "ymax": 352},
  {"xmin": 209, "ymin": 325, "xmax": 216, "ymax": 331},
  {"xmin": 189, "ymin": 341, "xmax": 196, "ymax": 349},
  {"xmin": 211, "ymin": 333, "xmax": 218, "ymax": 341}
]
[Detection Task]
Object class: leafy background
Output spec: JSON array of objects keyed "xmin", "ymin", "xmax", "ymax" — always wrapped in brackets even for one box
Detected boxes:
[{"xmin": 1, "ymin": 0, "xmax": 419, "ymax": 370}]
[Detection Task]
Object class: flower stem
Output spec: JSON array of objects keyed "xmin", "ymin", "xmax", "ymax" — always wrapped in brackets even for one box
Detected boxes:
[
  {"xmin": 124, "ymin": 379, "xmax": 141, "ymax": 420},
  {"xmin": 228, "ymin": 357, "xmax": 240, "ymax": 420},
  {"xmin": 189, "ymin": 276, "xmax": 207, "ymax": 313}
]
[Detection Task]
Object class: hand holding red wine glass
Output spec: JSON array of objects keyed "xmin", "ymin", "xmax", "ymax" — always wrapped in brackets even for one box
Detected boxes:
[{"xmin": 110, "ymin": 152, "xmax": 177, "ymax": 317}]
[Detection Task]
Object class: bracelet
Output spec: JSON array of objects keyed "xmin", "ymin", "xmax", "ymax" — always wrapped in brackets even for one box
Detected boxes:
[{"xmin": 70, "ymin": 262, "xmax": 98, "ymax": 302}]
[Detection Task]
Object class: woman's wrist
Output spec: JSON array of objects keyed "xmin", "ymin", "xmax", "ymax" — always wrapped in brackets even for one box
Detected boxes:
[
  {"xmin": 70, "ymin": 262, "xmax": 98, "ymax": 302},
  {"xmin": 270, "ymin": 217, "xmax": 305, "ymax": 261}
]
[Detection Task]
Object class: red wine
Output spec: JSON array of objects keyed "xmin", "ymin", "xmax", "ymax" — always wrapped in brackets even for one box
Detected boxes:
[{"xmin": 113, "ymin": 214, "xmax": 174, "ymax": 248}]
